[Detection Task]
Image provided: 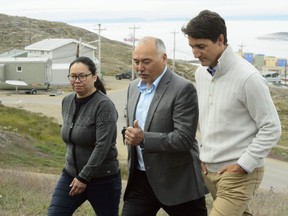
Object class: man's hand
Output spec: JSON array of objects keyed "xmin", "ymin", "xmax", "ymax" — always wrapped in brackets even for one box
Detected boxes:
[
  {"xmin": 201, "ymin": 162, "xmax": 208, "ymax": 175},
  {"xmin": 125, "ymin": 120, "xmax": 144, "ymax": 146},
  {"xmin": 218, "ymin": 164, "xmax": 247, "ymax": 174},
  {"xmin": 69, "ymin": 178, "xmax": 87, "ymax": 196}
]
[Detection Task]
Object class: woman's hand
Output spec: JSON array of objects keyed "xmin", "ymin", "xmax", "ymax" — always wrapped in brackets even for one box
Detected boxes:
[{"xmin": 69, "ymin": 178, "xmax": 87, "ymax": 196}]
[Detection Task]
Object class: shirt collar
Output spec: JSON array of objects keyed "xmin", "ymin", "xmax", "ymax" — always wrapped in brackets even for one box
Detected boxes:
[
  {"xmin": 207, "ymin": 64, "xmax": 218, "ymax": 76},
  {"xmin": 137, "ymin": 66, "xmax": 167, "ymax": 93}
]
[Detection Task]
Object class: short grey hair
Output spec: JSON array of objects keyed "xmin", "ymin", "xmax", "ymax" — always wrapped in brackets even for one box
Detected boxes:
[{"xmin": 137, "ymin": 36, "xmax": 166, "ymax": 57}]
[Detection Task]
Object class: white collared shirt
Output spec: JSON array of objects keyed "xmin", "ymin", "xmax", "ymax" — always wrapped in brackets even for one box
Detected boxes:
[{"xmin": 135, "ymin": 66, "xmax": 167, "ymax": 170}]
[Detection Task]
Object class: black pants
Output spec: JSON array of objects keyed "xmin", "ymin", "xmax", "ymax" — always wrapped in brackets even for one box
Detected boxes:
[
  {"xmin": 48, "ymin": 171, "xmax": 122, "ymax": 216},
  {"xmin": 122, "ymin": 169, "xmax": 207, "ymax": 216}
]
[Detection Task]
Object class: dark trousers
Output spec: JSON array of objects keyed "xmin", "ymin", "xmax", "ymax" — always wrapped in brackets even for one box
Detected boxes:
[
  {"xmin": 48, "ymin": 171, "xmax": 122, "ymax": 216},
  {"xmin": 122, "ymin": 169, "xmax": 207, "ymax": 216}
]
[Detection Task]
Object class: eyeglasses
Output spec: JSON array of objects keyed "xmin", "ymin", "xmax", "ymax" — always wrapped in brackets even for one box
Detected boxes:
[{"xmin": 67, "ymin": 73, "xmax": 92, "ymax": 82}]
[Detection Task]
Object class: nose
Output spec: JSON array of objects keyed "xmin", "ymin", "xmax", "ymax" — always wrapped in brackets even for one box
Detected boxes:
[
  {"xmin": 74, "ymin": 76, "xmax": 82, "ymax": 82},
  {"xmin": 193, "ymin": 48, "xmax": 201, "ymax": 58},
  {"xmin": 136, "ymin": 62, "xmax": 144, "ymax": 71}
]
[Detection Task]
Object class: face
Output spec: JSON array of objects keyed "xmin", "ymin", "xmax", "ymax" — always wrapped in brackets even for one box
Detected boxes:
[
  {"xmin": 133, "ymin": 40, "xmax": 167, "ymax": 87},
  {"xmin": 69, "ymin": 62, "xmax": 97, "ymax": 98},
  {"xmin": 188, "ymin": 35, "xmax": 225, "ymax": 67}
]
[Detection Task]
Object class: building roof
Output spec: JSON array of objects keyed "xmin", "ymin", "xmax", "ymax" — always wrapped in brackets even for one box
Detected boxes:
[
  {"xmin": 0, "ymin": 49, "xmax": 27, "ymax": 57},
  {"xmin": 0, "ymin": 57, "xmax": 50, "ymax": 63},
  {"xmin": 25, "ymin": 38, "xmax": 97, "ymax": 51}
]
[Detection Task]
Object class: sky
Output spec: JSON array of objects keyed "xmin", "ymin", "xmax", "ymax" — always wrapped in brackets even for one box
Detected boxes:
[{"xmin": 0, "ymin": 0, "xmax": 287, "ymax": 23}]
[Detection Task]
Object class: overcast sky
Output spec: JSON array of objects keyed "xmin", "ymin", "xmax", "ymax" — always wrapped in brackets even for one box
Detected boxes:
[{"xmin": 0, "ymin": 0, "xmax": 287, "ymax": 23}]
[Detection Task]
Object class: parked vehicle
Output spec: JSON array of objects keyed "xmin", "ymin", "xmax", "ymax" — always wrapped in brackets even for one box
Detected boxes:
[
  {"xmin": 261, "ymin": 72, "xmax": 281, "ymax": 84},
  {"xmin": 115, "ymin": 71, "xmax": 137, "ymax": 80}
]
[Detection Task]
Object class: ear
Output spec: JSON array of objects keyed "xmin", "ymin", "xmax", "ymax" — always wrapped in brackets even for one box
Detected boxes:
[
  {"xmin": 94, "ymin": 74, "xmax": 98, "ymax": 82},
  {"xmin": 218, "ymin": 34, "xmax": 225, "ymax": 45},
  {"xmin": 162, "ymin": 53, "xmax": 168, "ymax": 63}
]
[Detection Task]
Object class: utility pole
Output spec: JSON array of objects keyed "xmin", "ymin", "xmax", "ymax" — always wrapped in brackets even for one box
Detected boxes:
[
  {"xmin": 95, "ymin": 24, "xmax": 105, "ymax": 80},
  {"xmin": 29, "ymin": 20, "xmax": 32, "ymax": 44},
  {"xmin": 238, "ymin": 42, "xmax": 246, "ymax": 57},
  {"xmin": 170, "ymin": 30, "xmax": 178, "ymax": 70},
  {"xmin": 285, "ymin": 60, "xmax": 287, "ymax": 86},
  {"xmin": 76, "ymin": 38, "xmax": 82, "ymax": 58},
  {"xmin": 129, "ymin": 25, "xmax": 140, "ymax": 80}
]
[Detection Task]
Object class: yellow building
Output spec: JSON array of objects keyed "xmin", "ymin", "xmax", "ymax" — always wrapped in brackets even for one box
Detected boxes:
[{"xmin": 265, "ymin": 56, "xmax": 277, "ymax": 67}]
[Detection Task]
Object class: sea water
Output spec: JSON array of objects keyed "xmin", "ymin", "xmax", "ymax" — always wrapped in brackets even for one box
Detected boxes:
[{"xmin": 70, "ymin": 20, "xmax": 288, "ymax": 61}]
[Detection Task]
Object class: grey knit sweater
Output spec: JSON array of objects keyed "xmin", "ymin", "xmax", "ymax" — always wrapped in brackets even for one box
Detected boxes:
[{"xmin": 61, "ymin": 90, "xmax": 119, "ymax": 182}]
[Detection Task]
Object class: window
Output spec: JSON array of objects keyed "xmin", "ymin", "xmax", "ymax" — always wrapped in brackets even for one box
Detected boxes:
[{"xmin": 16, "ymin": 66, "xmax": 22, "ymax": 72}]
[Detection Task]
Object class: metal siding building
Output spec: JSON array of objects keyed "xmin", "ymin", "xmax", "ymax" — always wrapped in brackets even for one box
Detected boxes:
[
  {"xmin": 243, "ymin": 53, "xmax": 254, "ymax": 64},
  {"xmin": 25, "ymin": 38, "xmax": 97, "ymax": 64},
  {"xmin": 265, "ymin": 56, "xmax": 277, "ymax": 67},
  {"xmin": 254, "ymin": 54, "xmax": 265, "ymax": 69},
  {"xmin": 0, "ymin": 57, "xmax": 52, "ymax": 85},
  {"xmin": 277, "ymin": 58, "xmax": 287, "ymax": 67},
  {"xmin": 24, "ymin": 38, "xmax": 98, "ymax": 85}
]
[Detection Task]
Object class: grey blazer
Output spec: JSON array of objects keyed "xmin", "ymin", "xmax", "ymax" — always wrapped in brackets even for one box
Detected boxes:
[{"xmin": 124, "ymin": 68, "xmax": 206, "ymax": 206}]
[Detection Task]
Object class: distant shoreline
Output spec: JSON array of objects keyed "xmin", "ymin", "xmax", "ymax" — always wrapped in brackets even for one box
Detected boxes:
[{"xmin": 257, "ymin": 32, "xmax": 288, "ymax": 41}]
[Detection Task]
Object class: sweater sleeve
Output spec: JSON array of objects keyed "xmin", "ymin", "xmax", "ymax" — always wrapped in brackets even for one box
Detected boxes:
[{"xmin": 237, "ymin": 73, "xmax": 282, "ymax": 172}]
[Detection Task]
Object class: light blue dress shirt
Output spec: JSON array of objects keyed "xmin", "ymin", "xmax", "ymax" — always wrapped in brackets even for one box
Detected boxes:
[{"xmin": 135, "ymin": 66, "xmax": 167, "ymax": 170}]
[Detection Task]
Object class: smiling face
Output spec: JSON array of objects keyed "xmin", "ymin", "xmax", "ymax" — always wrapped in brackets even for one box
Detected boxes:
[
  {"xmin": 188, "ymin": 34, "xmax": 226, "ymax": 67},
  {"xmin": 69, "ymin": 62, "xmax": 97, "ymax": 98},
  {"xmin": 133, "ymin": 38, "xmax": 167, "ymax": 88}
]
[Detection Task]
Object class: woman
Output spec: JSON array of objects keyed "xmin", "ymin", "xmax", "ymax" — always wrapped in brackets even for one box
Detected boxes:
[{"xmin": 48, "ymin": 56, "xmax": 121, "ymax": 216}]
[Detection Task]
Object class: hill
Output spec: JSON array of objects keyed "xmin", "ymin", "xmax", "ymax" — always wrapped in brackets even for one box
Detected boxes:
[{"xmin": 0, "ymin": 13, "xmax": 197, "ymax": 80}]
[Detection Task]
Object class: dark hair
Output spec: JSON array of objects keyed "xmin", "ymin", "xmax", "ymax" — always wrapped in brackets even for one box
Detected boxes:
[
  {"xmin": 181, "ymin": 10, "xmax": 228, "ymax": 44},
  {"xmin": 69, "ymin": 56, "xmax": 106, "ymax": 95}
]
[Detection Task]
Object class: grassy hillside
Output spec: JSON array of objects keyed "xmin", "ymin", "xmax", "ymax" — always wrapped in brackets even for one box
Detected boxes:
[{"xmin": 0, "ymin": 105, "xmax": 65, "ymax": 173}]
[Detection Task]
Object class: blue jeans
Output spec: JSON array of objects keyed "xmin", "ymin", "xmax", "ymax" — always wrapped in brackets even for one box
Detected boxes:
[{"xmin": 48, "ymin": 171, "xmax": 122, "ymax": 216}]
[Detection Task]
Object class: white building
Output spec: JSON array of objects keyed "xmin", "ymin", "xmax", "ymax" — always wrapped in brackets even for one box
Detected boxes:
[{"xmin": 25, "ymin": 38, "xmax": 98, "ymax": 85}]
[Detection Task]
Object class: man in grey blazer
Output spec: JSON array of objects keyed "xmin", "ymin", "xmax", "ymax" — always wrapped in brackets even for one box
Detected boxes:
[{"xmin": 121, "ymin": 36, "xmax": 207, "ymax": 216}]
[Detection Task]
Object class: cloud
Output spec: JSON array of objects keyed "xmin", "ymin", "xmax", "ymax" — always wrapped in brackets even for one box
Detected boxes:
[{"xmin": 0, "ymin": 0, "xmax": 287, "ymax": 22}]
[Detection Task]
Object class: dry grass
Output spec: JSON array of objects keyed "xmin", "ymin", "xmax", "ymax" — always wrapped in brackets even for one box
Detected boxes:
[{"xmin": 1, "ymin": 169, "xmax": 288, "ymax": 216}]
